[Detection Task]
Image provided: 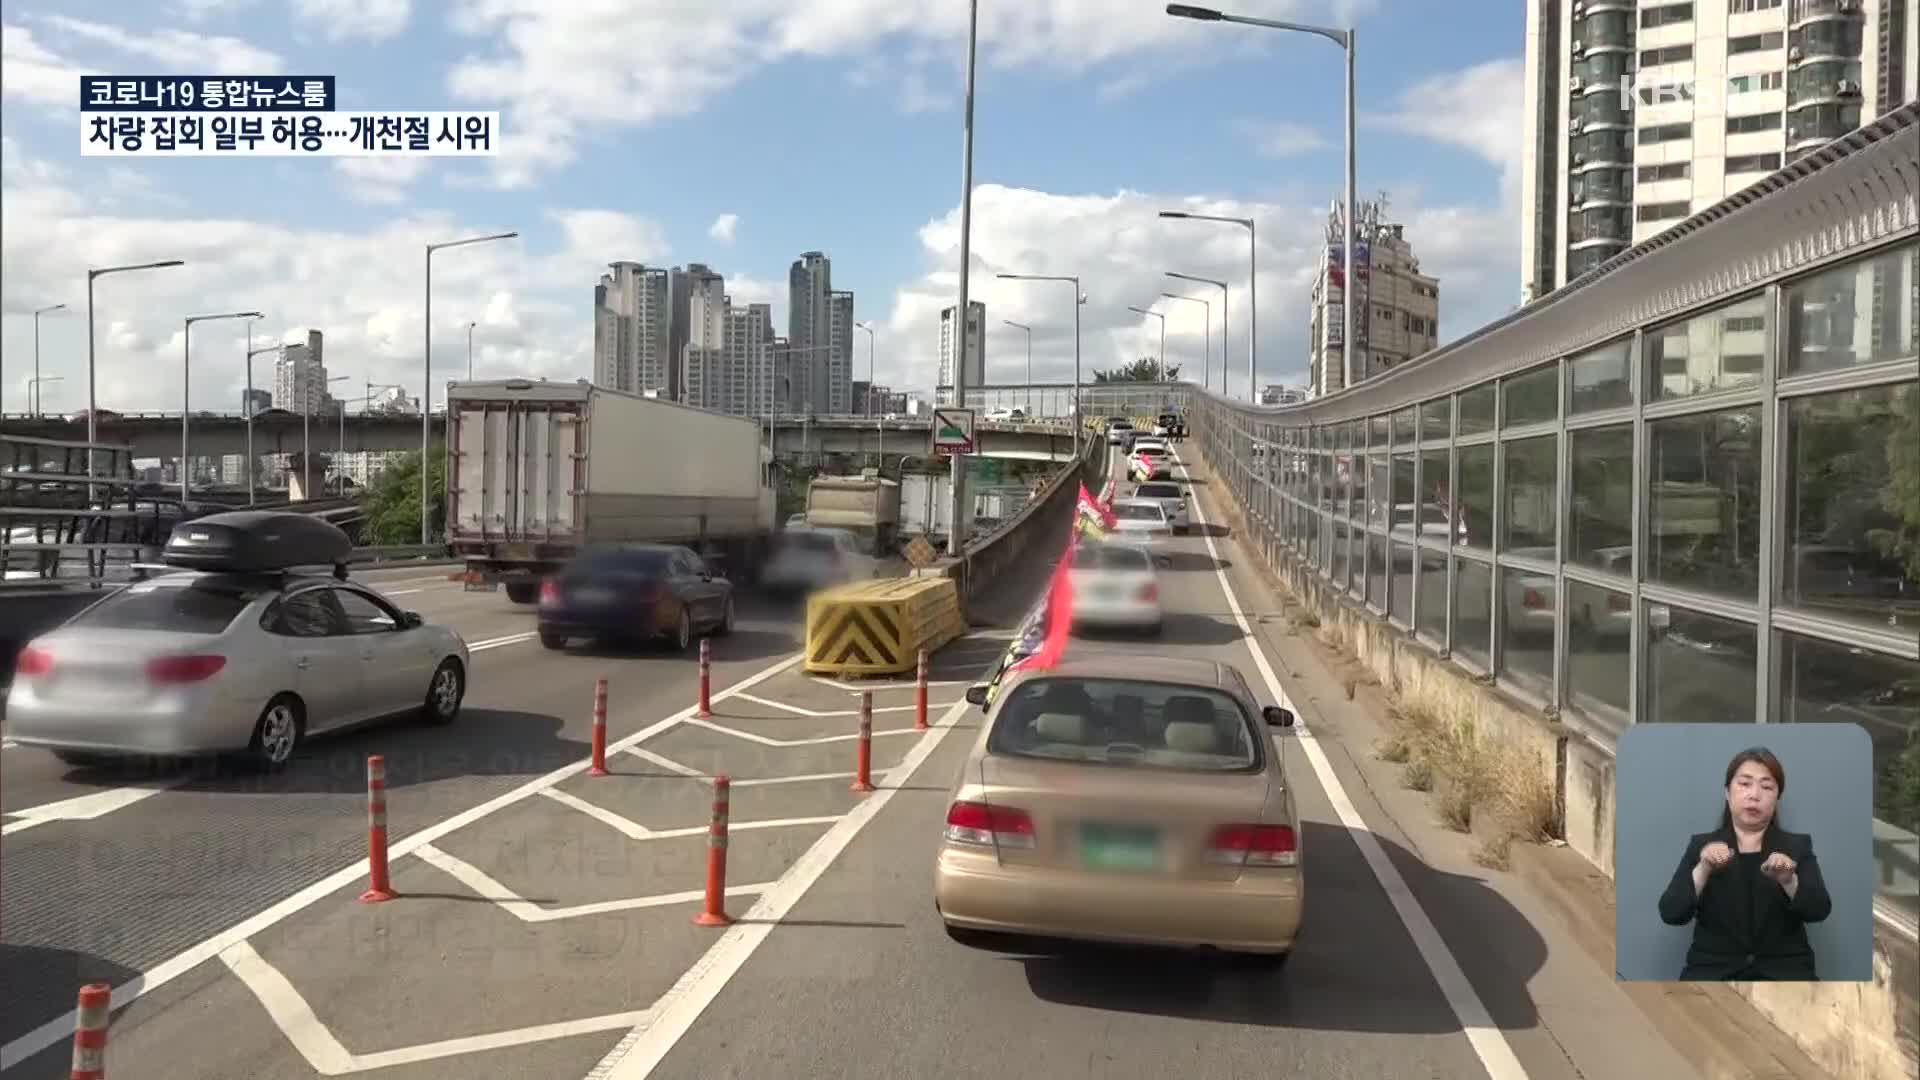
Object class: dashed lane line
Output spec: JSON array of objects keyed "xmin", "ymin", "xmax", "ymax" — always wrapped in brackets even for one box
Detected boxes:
[{"xmin": 1176, "ymin": 452, "xmax": 1530, "ymax": 1080}]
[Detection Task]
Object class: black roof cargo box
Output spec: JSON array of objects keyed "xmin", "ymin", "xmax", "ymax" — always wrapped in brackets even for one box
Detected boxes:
[{"xmin": 162, "ymin": 511, "xmax": 353, "ymax": 573}]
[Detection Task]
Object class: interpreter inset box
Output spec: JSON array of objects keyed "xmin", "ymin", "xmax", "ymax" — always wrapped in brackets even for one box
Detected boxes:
[{"xmin": 1613, "ymin": 723, "xmax": 1873, "ymax": 983}]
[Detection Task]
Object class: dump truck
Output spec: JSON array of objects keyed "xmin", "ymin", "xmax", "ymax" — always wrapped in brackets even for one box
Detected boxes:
[
  {"xmin": 447, "ymin": 378, "xmax": 777, "ymax": 603},
  {"xmin": 803, "ymin": 472, "xmax": 901, "ymax": 556}
]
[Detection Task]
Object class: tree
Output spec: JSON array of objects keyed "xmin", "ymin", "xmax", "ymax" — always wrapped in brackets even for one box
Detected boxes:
[
  {"xmin": 358, "ymin": 447, "xmax": 448, "ymax": 544},
  {"xmin": 1093, "ymin": 357, "xmax": 1181, "ymax": 383}
]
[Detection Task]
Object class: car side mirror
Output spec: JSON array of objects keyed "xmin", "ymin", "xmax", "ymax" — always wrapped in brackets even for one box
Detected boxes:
[
  {"xmin": 964, "ymin": 684, "xmax": 990, "ymax": 707},
  {"xmin": 402, "ymin": 611, "xmax": 424, "ymax": 629},
  {"xmin": 1263, "ymin": 705, "xmax": 1295, "ymax": 728}
]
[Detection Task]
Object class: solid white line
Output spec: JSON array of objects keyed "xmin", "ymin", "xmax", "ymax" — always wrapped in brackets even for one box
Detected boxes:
[
  {"xmin": 639, "ymin": 816, "xmax": 842, "ymax": 842},
  {"xmin": 589, "ymin": 695, "xmax": 974, "ymax": 1079},
  {"xmin": 469, "ymin": 631, "xmax": 537, "ymax": 652},
  {"xmin": 0, "ymin": 783, "xmax": 180, "ymax": 837},
  {"xmin": 378, "ymin": 587, "xmax": 426, "ymax": 597},
  {"xmin": 734, "ymin": 692, "xmax": 833, "ymax": 717},
  {"xmin": 620, "ymin": 747, "xmax": 706, "ymax": 777},
  {"xmin": 611, "ymin": 749, "xmax": 894, "ymax": 790},
  {"xmin": 804, "ymin": 676, "xmax": 971, "ymax": 693},
  {"xmin": 414, "ymin": 843, "xmax": 773, "ymax": 923},
  {"xmin": 1176, "ymin": 454, "xmax": 1529, "ymax": 1080},
  {"xmin": 680, "ymin": 716, "xmax": 923, "ymax": 748},
  {"xmin": 222, "ymin": 937, "xmax": 656, "ymax": 1075},
  {"xmin": 728, "ymin": 693, "xmax": 953, "ymax": 719},
  {"xmin": 539, "ymin": 788, "xmax": 656, "ymax": 840},
  {"xmin": 0, "ymin": 652, "xmax": 805, "ymax": 1072}
]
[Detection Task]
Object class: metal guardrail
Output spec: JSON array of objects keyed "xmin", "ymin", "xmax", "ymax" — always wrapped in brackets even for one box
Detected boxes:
[{"xmin": 347, "ymin": 544, "xmax": 450, "ymax": 563}]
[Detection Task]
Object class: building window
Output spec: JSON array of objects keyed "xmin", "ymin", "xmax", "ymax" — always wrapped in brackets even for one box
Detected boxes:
[
  {"xmin": 1502, "ymin": 436, "xmax": 1559, "ymax": 555},
  {"xmin": 1784, "ymin": 244, "xmax": 1919, "ymax": 375},
  {"xmin": 1644, "ymin": 604, "xmax": 1757, "ymax": 724},
  {"xmin": 1726, "ymin": 111, "xmax": 1784, "ymax": 134},
  {"xmin": 1728, "ymin": 71, "xmax": 1784, "ymax": 94},
  {"xmin": 1458, "ymin": 384, "xmax": 1497, "ymax": 436},
  {"xmin": 1416, "ymin": 548, "xmax": 1447, "ymax": 642},
  {"xmin": 1647, "ymin": 407, "xmax": 1764, "ymax": 600},
  {"xmin": 1565, "ymin": 579, "xmax": 1630, "ymax": 730},
  {"xmin": 1728, "ymin": 0, "xmax": 1782, "ymax": 11},
  {"xmin": 1453, "ymin": 558, "xmax": 1492, "ymax": 668},
  {"xmin": 1640, "ymin": 3, "xmax": 1694, "ymax": 28},
  {"xmin": 1499, "ymin": 566, "xmax": 1556, "ymax": 699},
  {"xmin": 1648, "ymin": 294, "xmax": 1769, "ymax": 400},
  {"xmin": 1637, "ymin": 122, "xmax": 1693, "ymax": 145},
  {"xmin": 1503, "ymin": 364, "xmax": 1560, "ymax": 428},
  {"xmin": 1639, "ymin": 44, "xmax": 1694, "ymax": 66},
  {"xmin": 1390, "ymin": 543, "xmax": 1414, "ymax": 625},
  {"xmin": 1727, "ymin": 151, "xmax": 1784, "ymax": 174},
  {"xmin": 1729, "ymin": 31, "xmax": 1785, "ymax": 55},
  {"xmin": 1457, "ymin": 444, "xmax": 1496, "ymax": 550},
  {"xmin": 1568, "ymin": 424, "xmax": 1634, "ymax": 571},
  {"xmin": 1637, "ymin": 162, "xmax": 1691, "ymax": 183},
  {"xmin": 1568, "ymin": 338, "xmax": 1634, "ymax": 414},
  {"xmin": 1636, "ymin": 201, "xmax": 1692, "ymax": 223}
]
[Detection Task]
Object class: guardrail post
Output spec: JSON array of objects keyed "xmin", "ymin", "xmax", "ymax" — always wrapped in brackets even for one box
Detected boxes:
[
  {"xmin": 693, "ymin": 775, "xmax": 732, "ymax": 927},
  {"xmin": 697, "ymin": 638, "xmax": 713, "ymax": 718},
  {"xmin": 359, "ymin": 755, "xmax": 396, "ymax": 903},
  {"xmin": 851, "ymin": 692, "xmax": 876, "ymax": 792},
  {"xmin": 69, "ymin": 983, "xmax": 110, "ymax": 1080},
  {"xmin": 915, "ymin": 649, "xmax": 930, "ymax": 731},
  {"xmin": 588, "ymin": 678, "xmax": 610, "ymax": 777}
]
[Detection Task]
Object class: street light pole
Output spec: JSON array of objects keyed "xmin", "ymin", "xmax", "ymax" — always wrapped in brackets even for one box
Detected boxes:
[
  {"xmin": 1166, "ymin": 272, "xmax": 1229, "ymax": 395},
  {"xmin": 31, "ymin": 304, "xmax": 66, "ymax": 419},
  {"xmin": 855, "ymin": 321, "xmax": 878, "ymax": 468},
  {"xmin": 1167, "ymin": 3, "xmax": 1355, "ymax": 391},
  {"xmin": 244, "ymin": 339, "xmax": 276, "ymax": 506},
  {"xmin": 1158, "ymin": 210, "xmax": 1254, "ymax": 398},
  {"xmin": 997, "ymin": 274, "xmax": 1083, "ymax": 453},
  {"xmin": 466, "ymin": 321, "xmax": 477, "ymax": 380},
  {"xmin": 947, "ymin": 0, "xmax": 981, "ymax": 559},
  {"xmin": 1160, "ymin": 293, "xmax": 1209, "ymax": 387},
  {"xmin": 1127, "ymin": 306, "xmax": 1166, "ymax": 376},
  {"xmin": 86, "ymin": 259, "xmax": 184, "ymax": 496},
  {"xmin": 330, "ymin": 374, "xmax": 352, "ymax": 495},
  {"xmin": 1002, "ymin": 320, "xmax": 1033, "ymax": 415},
  {"xmin": 424, "ymin": 231, "xmax": 518, "ymax": 544},
  {"xmin": 182, "ymin": 310, "xmax": 263, "ymax": 506}
]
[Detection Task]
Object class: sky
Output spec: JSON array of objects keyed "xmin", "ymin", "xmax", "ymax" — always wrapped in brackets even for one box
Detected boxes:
[{"xmin": 0, "ymin": 0, "xmax": 1527, "ymax": 418}]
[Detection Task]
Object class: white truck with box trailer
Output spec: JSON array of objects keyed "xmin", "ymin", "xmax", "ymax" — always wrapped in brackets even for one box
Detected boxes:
[
  {"xmin": 447, "ymin": 378, "xmax": 777, "ymax": 603},
  {"xmin": 803, "ymin": 473, "xmax": 900, "ymax": 556}
]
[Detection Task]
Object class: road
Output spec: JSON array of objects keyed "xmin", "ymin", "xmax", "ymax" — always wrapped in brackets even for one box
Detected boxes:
[{"xmin": 0, "ymin": 453, "xmax": 1705, "ymax": 1080}]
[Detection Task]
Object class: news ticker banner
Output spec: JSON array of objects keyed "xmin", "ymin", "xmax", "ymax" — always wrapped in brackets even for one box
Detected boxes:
[{"xmin": 78, "ymin": 75, "xmax": 498, "ymax": 157}]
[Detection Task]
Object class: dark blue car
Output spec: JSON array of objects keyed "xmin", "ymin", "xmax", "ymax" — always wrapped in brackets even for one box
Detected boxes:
[{"xmin": 537, "ymin": 543, "xmax": 734, "ymax": 653}]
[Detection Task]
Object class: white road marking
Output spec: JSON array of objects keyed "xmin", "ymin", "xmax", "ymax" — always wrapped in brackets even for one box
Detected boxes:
[
  {"xmin": 537, "ymin": 787, "xmax": 840, "ymax": 842},
  {"xmin": 220, "ymin": 939, "xmax": 655, "ymax": 1076},
  {"xmin": 378, "ymin": 587, "xmax": 426, "ymax": 597},
  {"xmin": 616, "ymin": 747, "xmax": 895, "ymax": 789},
  {"xmin": 589, "ymin": 694, "xmax": 975, "ymax": 1079},
  {"xmin": 0, "ymin": 650, "xmax": 806, "ymax": 1071},
  {"xmin": 620, "ymin": 747, "xmax": 706, "ymax": 776},
  {"xmin": 0, "ymin": 783, "xmax": 181, "ymax": 837},
  {"xmin": 680, "ymin": 716, "xmax": 924, "ymax": 748},
  {"xmin": 804, "ymin": 676, "xmax": 971, "ymax": 693},
  {"xmin": 730, "ymin": 692, "xmax": 953, "ymax": 719},
  {"xmin": 468, "ymin": 631, "xmax": 538, "ymax": 652},
  {"xmin": 414, "ymin": 843, "xmax": 774, "ymax": 923},
  {"xmin": 1176, "ymin": 454, "xmax": 1530, "ymax": 1080}
]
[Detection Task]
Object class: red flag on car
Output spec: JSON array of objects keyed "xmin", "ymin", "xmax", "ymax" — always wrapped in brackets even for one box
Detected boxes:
[{"xmin": 1014, "ymin": 527, "xmax": 1078, "ymax": 673}]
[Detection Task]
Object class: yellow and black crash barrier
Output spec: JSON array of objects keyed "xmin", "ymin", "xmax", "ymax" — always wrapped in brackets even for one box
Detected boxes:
[{"xmin": 805, "ymin": 577, "xmax": 966, "ymax": 677}]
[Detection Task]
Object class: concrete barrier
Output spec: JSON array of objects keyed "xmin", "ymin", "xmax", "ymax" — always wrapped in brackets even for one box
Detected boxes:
[{"xmin": 804, "ymin": 576, "xmax": 967, "ymax": 677}]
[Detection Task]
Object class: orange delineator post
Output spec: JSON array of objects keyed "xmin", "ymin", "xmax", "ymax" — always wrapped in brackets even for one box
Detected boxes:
[
  {"xmin": 851, "ymin": 692, "xmax": 876, "ymax": 793},
  {"xmin": 698, "ymin": 638, "xmax": 713, "ymax": 718},
  {"xmin": 359, "ymin": 755, "xmax": 396, "ymax": 903},
  {"xmin": 914, "ymin": 649, "xmax": 930, "ymax": 731},
  {"xmin": 589, "ymin": 677, "xmax": 610, "ymax": 777},
  {"xmin": 693, "ymin": 775, "xmax": 733, "ymax": 927},
  {"xmin": 69, "ymin": 983, "xmax": 110, "ymax": 1080}
]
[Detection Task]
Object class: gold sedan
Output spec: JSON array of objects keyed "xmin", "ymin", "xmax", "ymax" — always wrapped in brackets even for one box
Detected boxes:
[{"xmin": 938, "ymin": 654, "xmax": 1302, "ymax": 962}]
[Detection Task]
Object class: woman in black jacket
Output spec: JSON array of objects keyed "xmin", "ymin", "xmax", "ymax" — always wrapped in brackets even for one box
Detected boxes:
[{"xmin": 1657, "ymin": 746, "xmax": 1833, "ymax": 980}]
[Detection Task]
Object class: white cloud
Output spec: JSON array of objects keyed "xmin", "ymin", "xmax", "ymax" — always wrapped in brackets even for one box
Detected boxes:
[
  {"xmin": 40, "ymin": 14, "xmax": 283, "ymax": 73},
  {"xmin": 1237, "ymin": 119, "xmax": 1329, "ymax": 158},
  {"xmin": 292, "ymin": 0, "xmax": 413, "ymax": 43},
  {"xmin": 0, "ymin": 140, "xmax": 656, "ymax": 414},
  {"xmin": 171, "ymin": 0, "xmax": 258, "ymax": 21},
  {"xmin": 443, "ymin": 0, "xmax": 1354, "ymax": 188},
  {"xmin": 332, "ymin": 156, "xmax": 429, "ymax": 204},
  {"xmin": 707, "ymin": 212, "xmax": 740, "ymax": 245},
  {"xmin": 1371, "ymin": 57, "xmax": 1526, "ymax": 197},
  {"xmin": 2, "ymin": 24, "xmax": 85, "ymax": 106}
]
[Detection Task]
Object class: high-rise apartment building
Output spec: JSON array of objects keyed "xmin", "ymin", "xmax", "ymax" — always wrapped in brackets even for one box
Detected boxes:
[
  {"xmin": 788, "ymin": 251, "xmax": 833, "ymax": 414},
  {"xmin": 828, "ymin": 290, "xmax": 855, "ymax": 414},
  {"xmin": 1522, "ymin": 0, "xmax": 1918, "ymax": 301},
  {"xmin": 594, "ymin": 262, "xmax": 671, "ymax": 394},
  {"xmin": 680, "ymin": 265, "xmax": 728, "ymax": 410},
  {"xmin": 272, "ymin": 330, "xmax": 331, "ymax": 415},
  {"xmin": 1307, "ymin": 198, "xmax": 1440, "ymax": 397},
  {"xmin": 938, "ymin": 301, "xmax": 987, "ymax": 404},
  {"xmin": 723, "ymin": 302, "xmax": 777, "ymax": 418}
]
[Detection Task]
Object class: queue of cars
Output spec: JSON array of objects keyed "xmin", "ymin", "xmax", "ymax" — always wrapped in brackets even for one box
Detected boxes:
[{"xmin": 940, "ymin": 443, "xmax": 1306, "ymax": 966}]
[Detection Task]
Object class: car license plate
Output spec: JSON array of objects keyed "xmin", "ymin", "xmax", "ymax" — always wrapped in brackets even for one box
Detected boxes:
[
  {"xmin": 572, "ymin": 587, "xmax": 613, "ymax": 604},
  {"xmin": 1078, "ymin": 823, "xmax": 1160, "ymax": 871}
]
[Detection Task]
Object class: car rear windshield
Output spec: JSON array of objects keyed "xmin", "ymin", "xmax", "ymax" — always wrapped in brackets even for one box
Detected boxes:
[
  {"xmin": 1114, "ymin": 503, "xmax": 1164, "ymax": 522},
  {"xmin": 988, "ymin": 677, "xmax": 1260, "ymax": 772},
  {"xmin": 1134, "ymin": 444, "xmax": 1167, "ymax": 456},
  {"xmin": 68, "ymin": 577, "xmax": 256, "ymax": 633},
  {"xmin": 1134, "ymin": 483, "xmax": 1179, "ymax": 499},
  {"xmin": 570, "ymin": 549, "xmax": 671, "ymax": 576},
  {"xmin": 1070, "ymin": 544, "xmax": 1152, "ymax": 571}
]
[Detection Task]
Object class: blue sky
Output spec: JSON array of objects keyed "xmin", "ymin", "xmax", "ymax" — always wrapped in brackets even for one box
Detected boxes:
[{"xmin": 1, "ymin": 1, "xmax": 1527, "ymax": 414}]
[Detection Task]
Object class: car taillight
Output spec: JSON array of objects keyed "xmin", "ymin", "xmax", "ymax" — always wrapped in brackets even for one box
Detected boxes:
[
  {"xmin": 1138, "ymin": 582, "xmax": 1158, "ymax": 601},
  {"xmin": 1523, "ymin": 588, "xmax": 1547, "ymax": 610},
  {"xmin": 15, "ymin": 646, "xmax": 54, "ymax": 677},
  {"xmin": 944, "ymin": 800, "xmax": 1036, "ymax": 849},
  {"xmin": 1206, "ymin": 823, "xmax": 1298, "ymax": 868},
  {"xmin": 146, "ymin": 654, "xmax": 227, "ymax": 684},
  {"xmin": 539, "ymin": 579, "xmax": 560, "ymax": 605}
]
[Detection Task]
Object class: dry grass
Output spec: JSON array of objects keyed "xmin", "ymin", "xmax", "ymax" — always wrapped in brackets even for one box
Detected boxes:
[
  {"xmin": 1472, "ymin": 833, "xmax": 1515, "ymax": 871},
  {"xmin": 1402, "ymin": 760, "xmax": 1434, "ymax": 792},
  {"xmin": 1381, "ymin": 696, "xmax": 1559, "ymax": 845},
  {"xmin": 1374, "ymin": 732, "xmax": 1413, "ymax": 763}
]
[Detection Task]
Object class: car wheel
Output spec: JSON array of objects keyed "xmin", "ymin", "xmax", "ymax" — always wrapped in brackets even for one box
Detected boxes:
[
  {"xmin": 1225, "ymin": 949, "xmax": 1291, "ymax": 972},
  {"xmin": 672, "ymin": 608, "xmax": 693, "ymax": 652},
  {"xmin": 1175, "ymin": 525, "xmax": 1189, "ymax": 535},
  {"xmin": 504, "ymin": 581, "xmax": 538, "ymax": 605},
  {"xmin": 944, "ymin": 923, "xmax": 1002, "ymax": 949},
  {"xmin": 539, "ymin": 629, "xmax": 566, "ymax": 650},
  {"xmin": 1143, "ymin": 620, "xmax": 1163, "ymax": 637},
  {"xmin": 421, "ymin": 659, "xmax": 464, "ymax": 725},
  {"xmin": 716, "ymin": 594, "xmax": 736, "ymax": 636},
  {"xmin": 248, "ymin": 695, "xmax": 304, "ymax": 771},
  {"xmin": 52, "ymin": 749, "xmax": 117, "ymax": 769}
]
